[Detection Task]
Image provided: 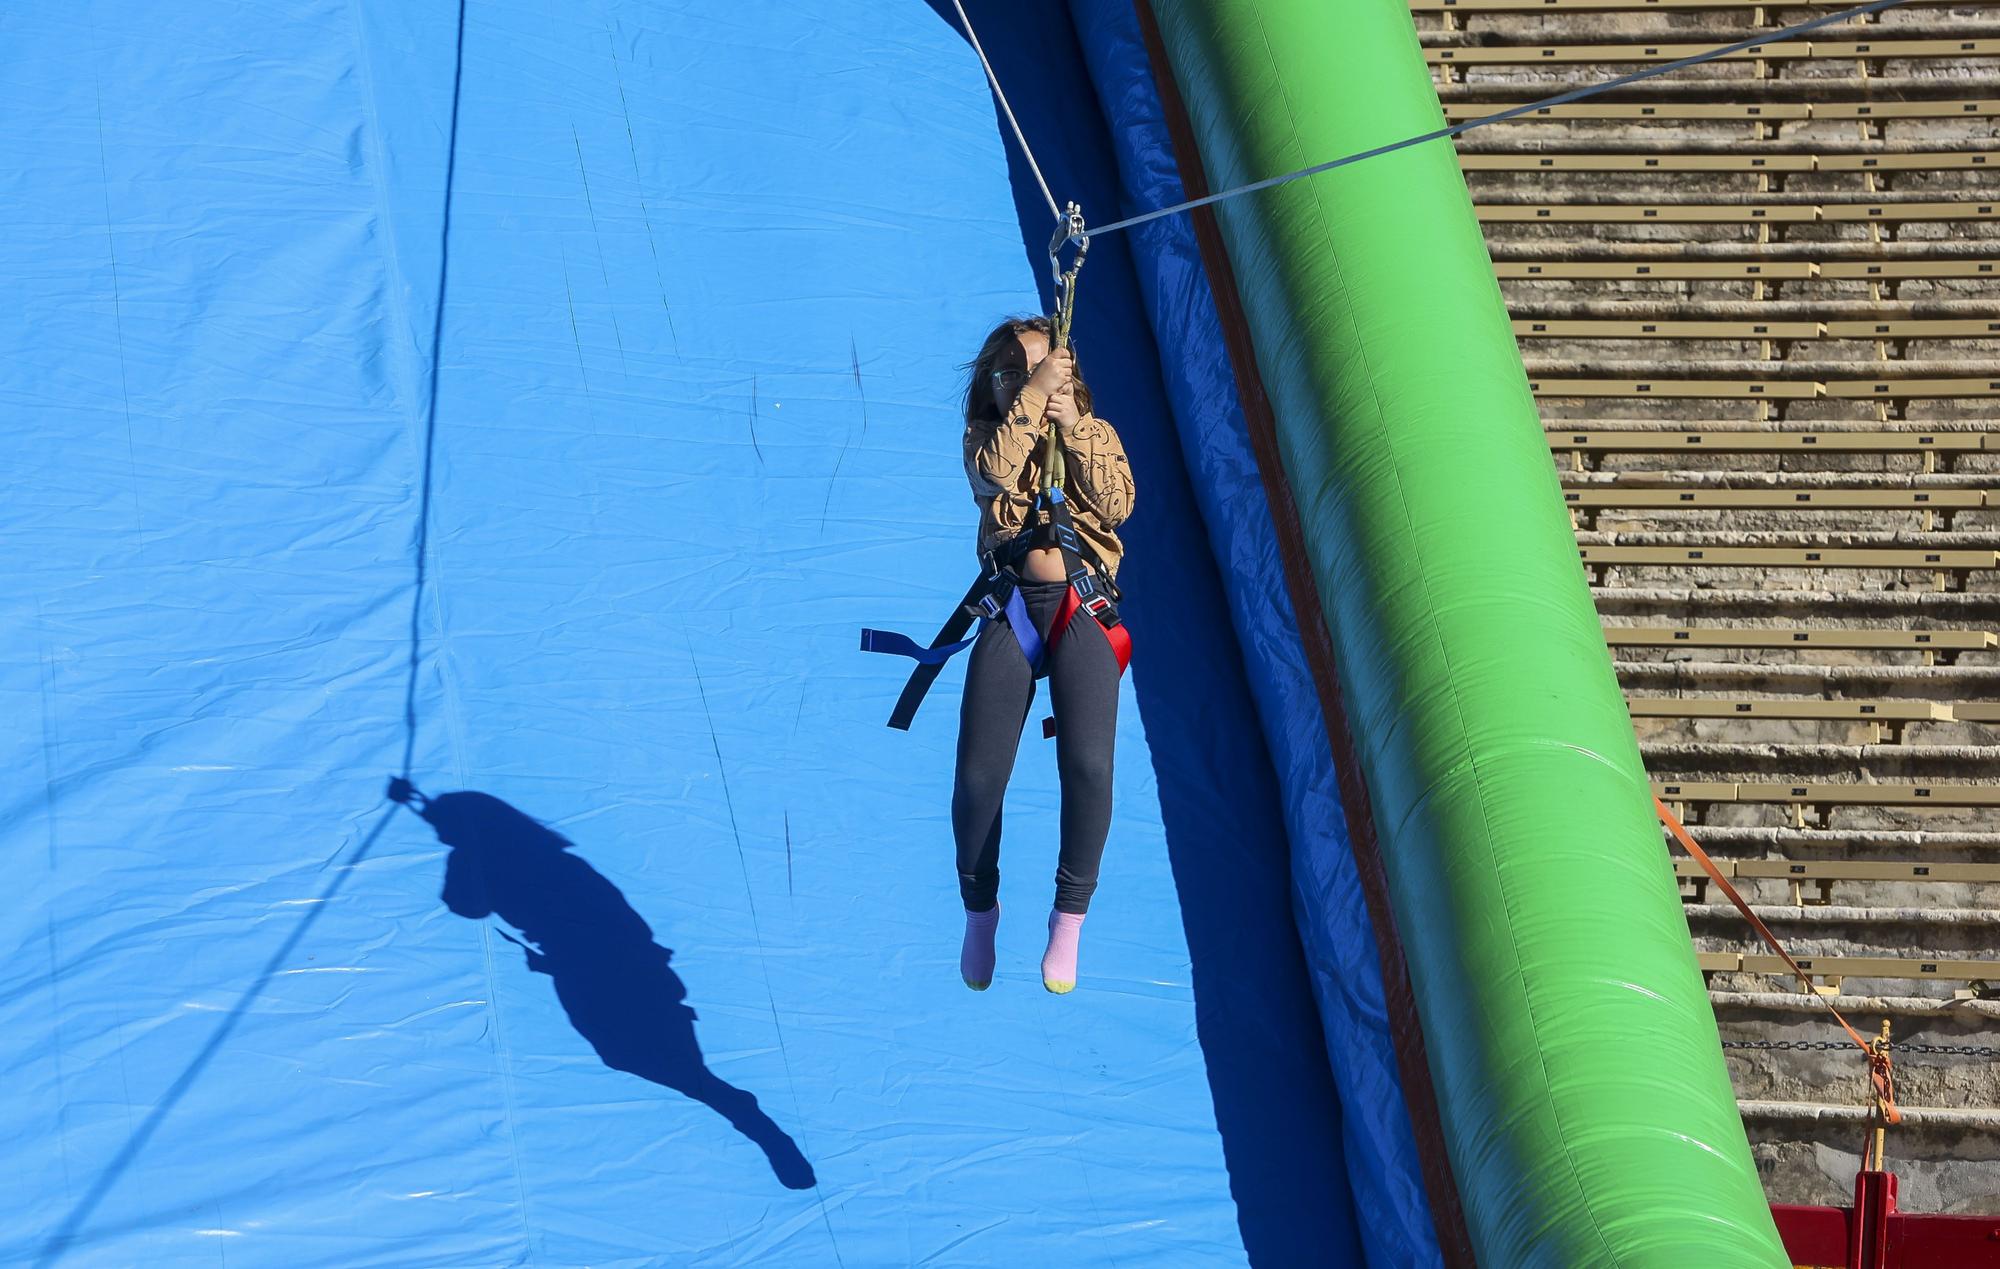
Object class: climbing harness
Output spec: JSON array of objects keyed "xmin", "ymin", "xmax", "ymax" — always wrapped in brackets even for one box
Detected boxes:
[
  {"xmin": 858, "ymin": 472, "xmax": 1131, "ymax": 737},
  {"xmin": 858, "ymin": 495, "xmax": 1129, "ymax": 736},
  {"xmin": 861, "ymin": 198, "xmax": 1129, "ymax": 737}
]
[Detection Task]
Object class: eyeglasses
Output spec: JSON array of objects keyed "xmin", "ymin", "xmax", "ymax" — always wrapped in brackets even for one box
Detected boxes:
[{"xmin": 990, "ymin": 368, "xmax": 1029, "ymax": 392}]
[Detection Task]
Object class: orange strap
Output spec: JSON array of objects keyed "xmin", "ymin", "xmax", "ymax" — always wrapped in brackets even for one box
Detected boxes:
[{"xmin": 1655, "ymin": 796, "xmax": 1899, "ymax": 1126}]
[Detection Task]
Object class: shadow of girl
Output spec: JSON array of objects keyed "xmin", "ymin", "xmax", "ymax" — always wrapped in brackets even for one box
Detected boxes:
[{"xmin": 404, "ymin": 787, "xmax": 815, "ymax": 1190}]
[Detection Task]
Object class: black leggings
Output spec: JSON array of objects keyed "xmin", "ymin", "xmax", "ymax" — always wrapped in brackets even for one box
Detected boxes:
[{"xmin": 951, "ymin": 577, "xmax": 1120, "ymax": 915}]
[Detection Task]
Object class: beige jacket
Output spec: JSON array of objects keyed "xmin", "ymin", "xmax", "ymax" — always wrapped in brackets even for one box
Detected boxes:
[{"xmin": 962, "ymin": 384, "xmax": 1136, "ymax": 578}]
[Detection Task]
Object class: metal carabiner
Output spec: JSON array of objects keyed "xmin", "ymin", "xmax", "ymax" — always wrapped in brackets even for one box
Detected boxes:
[
  {"xmin": 1047, "ymin": 201, "xmax": 1089, "ymax": 349},
  {"xmin": 1047, "ymin": 202, "xmax": 1088, "ymax": 290}
]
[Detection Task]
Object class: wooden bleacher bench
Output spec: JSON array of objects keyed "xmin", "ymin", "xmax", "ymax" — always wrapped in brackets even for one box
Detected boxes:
[
  {"xmin": 1628, "ymin": 698, "xmax": 1953, "ymax": 722},
  {"xmin": 1814, "ymin": 100, "xmax": 2000, "ymax": 120},
  {"xmin": 1698, "ymin": 951, "xmax": 2000, "ymax": 991},
  {"xmin": 1483, "ymin": 203, "xmax": 1999, "ymax": 225},
  {"xmin": 1659, "ymin": 781, "xmax": 2000, "ymax": 812},
  {"xmin": 1820, "ymin": 203, "xmax": 2000, "ymax": 225},
  {"xmin": 1817, "ymin": 152, "xmax": 1996, "ymax": 173},
  {"xmin": 1655, "ymin": 781, "xmax": 1740, "ymax": 806},
  {"xmin": 1461, "ymin": 153, "xmax": 1816, "ymax": 173},
  {"xmin": 1951, "ymin": 702, "xmax": 2000, "ymax": 723},
  {"xmin": 1520, "ymin": 318, "xmax": 1825, "ymax": 338},
  {"xmin": 1483, "ymin": 206, "xmax": 1814, "ymax": 224},
  {"xmin": 1426, "ymin": 42, "xmax": 1812, "ymax": 65},
  {"xmin": 1522, "ymin": 317, "xmax": 1826, "ymax": 338},
  {"xmin": 1425, "ymin": 39, "xmax": 2000, "ymax": 67},
  {"xmin": 1736, "ymin": 861, "xmax": 2000, "ymax": 885},
  {"xmin": 1412, "ymin": 0, "xmax": 1965, "ymax": 11},
  {"xmin": 1626, "ymin": 696, "xmax": 1952, "ymax": 742},
  {"xmin": 1463, "ymin": 154, "xmax": 1996, "ymax": 175},
  {"xmin": 1581, "ymin": 544, "xmax": 2000, "ymax": 590},
  {"xmin": 1501, "ymin": 258, "xmax": 2000, "ymax": 280},
  {"xmin": 1443, "ymin": 102, "xmax": 1813, "ymax": 122},
  {"xmin": 1742, "ymin": 782, "xmax": 2000, "ymax": 808},
  {"xmin": 1497, "ymin": 260, "xmax": 1819, "ymax": 279},
  {"xmin": 1814, "ymin": 38, "xmax": 2000, "ymax": 61},
  {"xmin": 1819, "ymin": 259, "xmax": 2000, "ymax": 280},
  {"xmin": 1825, "ymin": 377, "xmax": 2000, "ymax": 400},
  {"xmin": 1443, "ymin": 100, "xmax": 1997, "ymax": 122},
  {"xmin": 1535, "ymin": 379, "xmax": 2000, "ymax": 401},
  {"xmin": 1825, "ymin": 317, "xmax": 2000, "ymax": 338},
  {"xmin": 1606, "ymin": 626, "xmax": 1997, "ymax": 659},
  {"xmin": 1548, "ymin": 430, "xmax": 1989, "ymax": 456},
  {"xmin": 1565, "ymin": 488, "xmax": 1987, "ymax": 512},
  {"xmin": 1675, "ymin": 858, "xmax": 2000, "ymax": 905},
  {"xmin": 1532, "ymin": 379, "xmax": 1822, "ymax": 399},
  {"xmin": 1739, "ymin": 781, "xmax": 2000, "ymax": 827}
]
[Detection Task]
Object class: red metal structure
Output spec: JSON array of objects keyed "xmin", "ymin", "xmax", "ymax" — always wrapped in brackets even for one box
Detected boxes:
[{"xmin": 1774, "ymin": 1171, "xmax": 2000, "ymax": 1269}]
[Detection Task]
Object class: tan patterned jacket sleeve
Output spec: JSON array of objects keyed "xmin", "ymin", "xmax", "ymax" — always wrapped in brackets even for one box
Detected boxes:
[
  {"xmin": 964, "ymin": 385, "xmax": 1050, "ymax": 496},
  {"xmin": 1058, "ymin": 413, "xmax": 1135, "ymax": 528}
]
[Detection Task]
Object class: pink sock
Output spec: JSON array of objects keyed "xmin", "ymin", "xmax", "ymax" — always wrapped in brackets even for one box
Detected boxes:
[
  {"xmin": 1041, "ymin": 910, "xmax": 1086, "ymax": 994},
  {"xmin": 960, "ymin": 906, "xmax": 999, "ymax": 990}
]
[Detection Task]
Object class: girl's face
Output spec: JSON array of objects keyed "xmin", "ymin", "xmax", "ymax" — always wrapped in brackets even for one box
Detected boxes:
[{"xmin": 991, "ymin": 328, "xmax": 1049, "ymax": 415}]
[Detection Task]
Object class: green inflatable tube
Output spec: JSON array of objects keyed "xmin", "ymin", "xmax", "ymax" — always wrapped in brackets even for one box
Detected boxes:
[{"xmin": 1145, "ymin": 3, "xmax": 1787, "ymax": 1264}]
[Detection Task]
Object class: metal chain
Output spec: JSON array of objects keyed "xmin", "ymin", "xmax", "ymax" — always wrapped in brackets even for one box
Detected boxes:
[{"xmin": 1723, "ymin": 1039, "xmax": 2000, "ymax": 1058}]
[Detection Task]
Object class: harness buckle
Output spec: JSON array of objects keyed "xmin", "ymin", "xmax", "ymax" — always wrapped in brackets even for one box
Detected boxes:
[{"xmin": 1080, "ymin": 590, "xmax": 1119, "ymax": 629}]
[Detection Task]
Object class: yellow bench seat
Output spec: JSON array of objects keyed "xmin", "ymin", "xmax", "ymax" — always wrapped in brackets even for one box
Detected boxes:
[
  {"xmin": 1677, "ymin": 859, "xmax": 2000, "ymax": 884},
  {"xmin": 1581, "ymin": 543, "xmax": 2000, "ymax": 570},
  {"xmin": 1606, "ymin": 626, "xmax": 1997, "ymax": 653},
  {"xmin": 1565, "ymin": 488, "xmax": 1988, "ymax": 510},
  {"xmin": 1626, "ymin": 697, "xmax": 1954, "ymax": 723},
  {"xmin": 1444, "ymin": 100, "xmax": 1997, "ymax": 121},
  {"xmin": 1700, "ymin": 951, "xmax": 2000, "ymax": 985},
  {"xmin": 1549, "ymin": 430, "xmax": 1989, "ymax": 453}
]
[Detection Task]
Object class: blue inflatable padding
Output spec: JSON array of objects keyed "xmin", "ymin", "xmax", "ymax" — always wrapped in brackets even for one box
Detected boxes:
[
  {"xmin": 1065, "ymin": 5, "xmax": 1444, "ymax": 1265},
  {"xmin": 3, "ymin": 1, "xmax": 1374, "ymax": 1264}
]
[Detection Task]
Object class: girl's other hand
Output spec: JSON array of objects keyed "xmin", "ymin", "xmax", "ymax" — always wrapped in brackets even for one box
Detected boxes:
[
  {"xmin": 1045, "ymin": 383, "xmax": 1081, "ymax": 432},
  {"xmin": 1027, "ymin": 345, "xmax": 1072, "ymax": 397}
]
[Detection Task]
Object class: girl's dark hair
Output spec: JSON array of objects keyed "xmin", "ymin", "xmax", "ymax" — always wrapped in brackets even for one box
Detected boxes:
[{"xmin": 961, "ymin": 315, "xmax": 1094, "ymax": 425}]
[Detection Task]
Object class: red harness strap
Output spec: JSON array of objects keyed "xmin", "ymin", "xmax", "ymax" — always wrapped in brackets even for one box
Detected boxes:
[{"xmin": 1039, "ymin": 583, "xmax": 1132, "ymax": 740}]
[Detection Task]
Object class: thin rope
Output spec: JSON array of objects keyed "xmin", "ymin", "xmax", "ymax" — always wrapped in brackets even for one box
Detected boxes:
[
  {"xmin": 1083, "ymin": 0, "xmax": 1912, "ymax": 240},
  {"xmin": 948, "ymin": 0, "xmax": 1061, "ymax": 221}
]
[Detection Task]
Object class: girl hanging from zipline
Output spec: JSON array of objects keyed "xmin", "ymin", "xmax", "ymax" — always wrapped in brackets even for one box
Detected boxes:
[
  {"xmin": 860, "ymin": 215, "xmax": 1135, "ymax": 993},
  {"xmin": 946, "ymin": 316, "xmax": 1134, "ymax": 993}
]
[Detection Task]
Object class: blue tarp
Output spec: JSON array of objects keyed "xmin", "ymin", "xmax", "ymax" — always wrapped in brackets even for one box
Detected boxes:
[{"xmin": 2, "ymin": 2, "xmax": 1410, "ymax": 1264}]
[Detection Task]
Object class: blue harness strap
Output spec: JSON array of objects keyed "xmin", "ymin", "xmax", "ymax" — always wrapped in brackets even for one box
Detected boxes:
[
  {"xmin": 863, "ymin": 572, "xmax": 991, "ymax": 730},
  {"xmin": 998, "ymin": 585, "xmax": 1045, "ymax": 672},
  {"xmin": 857, "ymin": 627, "xmax": 978, "ymax": 665},
  {"xmin": 860, "ymin": 565, "xmax": 1055, "ymax": 729},
  {"xmin": 860, "ymin": 573, "xmax": 1043, "ymax": 673}
]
